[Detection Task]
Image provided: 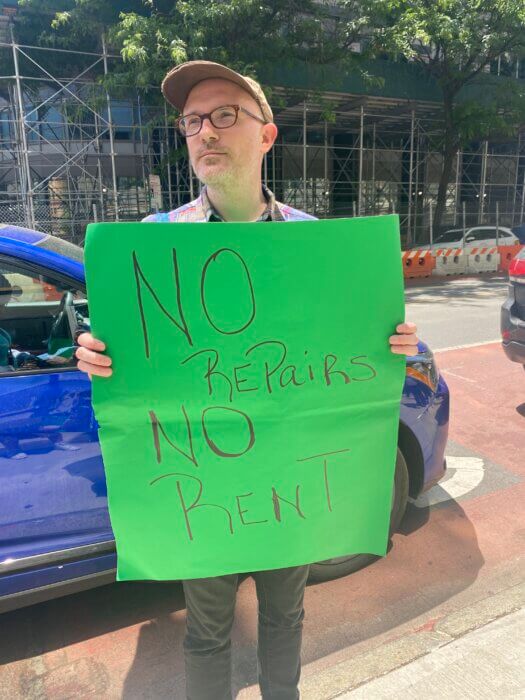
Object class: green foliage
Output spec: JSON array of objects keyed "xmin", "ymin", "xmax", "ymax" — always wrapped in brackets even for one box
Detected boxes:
[
  {"xmin": 359, "ymin": 0, "xmax": 525, "ymax": 113},
  {"xmin": 11, "ymin": 0, "xmax": 364, "ymax": 101},
  {"xmin": 17, "ymin": 0, "xmax": 146, "ymax": 50},
  {"xmin": 455, "ymin": 78, "xmax": 525, "ymax": 143}
]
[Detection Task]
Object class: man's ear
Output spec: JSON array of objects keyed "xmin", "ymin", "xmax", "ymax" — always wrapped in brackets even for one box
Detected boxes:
[{"xmin": 261, "ymin": 122, "xmax": 278, "ymax": 153}]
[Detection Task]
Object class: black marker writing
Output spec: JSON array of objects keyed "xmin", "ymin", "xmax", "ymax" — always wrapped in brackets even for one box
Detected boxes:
[
  {"xmin": 132, "ymin": 249, "xmax": 193, "ymax": 358},
  {"xmin": 150, "ymin": 472, "xmax": 234, "ymax": 541}
]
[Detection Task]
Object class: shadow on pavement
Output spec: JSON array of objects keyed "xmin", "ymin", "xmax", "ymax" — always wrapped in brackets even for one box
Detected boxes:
[
  {"xmin": 0, "ymin": 579, "xmax": 186, "ymax": 664},
  {"xmin": 404, "ymin": 275, "xmax": 508, "ymax": 307}
]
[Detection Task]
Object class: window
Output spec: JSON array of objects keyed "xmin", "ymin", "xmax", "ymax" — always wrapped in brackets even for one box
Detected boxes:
[
  {"xmin": 435, "ymin": 229, "xmax": 463, "ymax": 244},
  {"xmin": 0, "ymin": 260, "xmax": 89, "ymax": 374},
  {"xmin": 467, "ymin": 229, "xmax": 493, "ymax": 241},
  {"xmin": 466, "ymin": 229, "xmax": 501, "ymax": 242}
]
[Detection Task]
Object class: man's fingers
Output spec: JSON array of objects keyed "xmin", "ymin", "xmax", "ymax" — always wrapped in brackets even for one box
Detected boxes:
[
  {"xmin": 77, "ymin": 359, "xmax": 113, "ymax": 377},
  {"xmin": 389, "ymin": 334, "xmax": 419, "ymax": 346},
  {"xmin": 396, "ymin": 322, "xmax": 417, "ymax": 334},
  {"xmin": 77, "ymin": 332, "xmax": 106, "ymax": 351},
  {"xmin": 76, "ymin": 345, "xmax": 112, "ymax": 367},
  {"xmin": 390, "ymin": 344, "xmax": 419, "ymax": 356}
]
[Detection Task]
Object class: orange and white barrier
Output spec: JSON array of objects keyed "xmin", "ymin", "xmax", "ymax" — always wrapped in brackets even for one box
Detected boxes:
[
  {"xmin": 432, "ymin": 248, "xmax": 468, "ymax": 276},
  {"xmin": 401, "ymin": 250, "xmax": 435, "ymax": 278},
  {"xmin": 465, "ymin": 246, "xmax": 500, "ymax": 273},
  {"xmin": 403, "ymin": 244, "xmax": 525, "ymax": 277},
  {"xmin": 498, "ymin": 244, "xmax": 525, "ymax": 272}
]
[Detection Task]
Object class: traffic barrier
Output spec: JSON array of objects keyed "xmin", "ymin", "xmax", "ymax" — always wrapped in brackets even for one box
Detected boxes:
[
  {"xmin": 432, "ymin": 248, "xmax": 468, "ymax": 276},
  {"xmin": 401, "ymin": 250, "xmax": 435, "ymax": 278},
  {"xmin": 498, "ymin": 244, "xmax": 525, "ymax": 273},
  {"xmin": 465, "ymin": 247, "xmax": 500, "ymax": 273}
]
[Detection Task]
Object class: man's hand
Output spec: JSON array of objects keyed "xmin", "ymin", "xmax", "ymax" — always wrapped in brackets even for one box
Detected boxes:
[
  {"xmin": 389, "ymin": 322, "xmax": 419, "ymax": 356},
  {"xmin": 75, "ymin": 332, "xmax": 113, "ymax": 378}
]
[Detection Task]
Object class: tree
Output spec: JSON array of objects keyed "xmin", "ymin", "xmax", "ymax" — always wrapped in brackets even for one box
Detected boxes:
[
  {"xmin": 2, "ymin": 1, "xmax": 146, "ymax": 82},
  {"xmin": 357, "ymin": 0, "xmax": 525, "ymax": 233},
  {"xmin": 15, "ymin": 0, "xmax": 352, "ymax": 96}
]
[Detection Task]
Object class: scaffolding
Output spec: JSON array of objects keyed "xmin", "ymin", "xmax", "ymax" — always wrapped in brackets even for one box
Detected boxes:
[{"xmin": 1, "ymin": 31, "xmax": 524, "ymax": 246}]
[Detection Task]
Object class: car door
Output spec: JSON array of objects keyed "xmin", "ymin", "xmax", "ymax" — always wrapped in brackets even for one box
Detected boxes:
[{"xmin": 0, "ymin": 256, "xmax": 113, "ymax": 569}]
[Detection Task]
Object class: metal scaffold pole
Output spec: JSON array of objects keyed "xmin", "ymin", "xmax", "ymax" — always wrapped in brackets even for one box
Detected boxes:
[
  {"xmin": 102, "ymin": 34, "xmax": 119, "ymax": 221},
  {"xmin": 372, "ymin": 124, "xmax": 376, "ymax": 215},
  {"xmin": 272, "ymin": 137, "xmax": 276, "ymax": 193},
  {"xmin": 407, "ymin": 109, "xmax": 415, "ymax": 244},
  {"xmin": 479, "ymin": 140, "xmax": 488, "ymax": 224},
  {"xmin": 303, "ymin": 101, "xmax": 307, "ymax": 210},
  {"xmin": 136, "ymin": 92, "xmax": 148, "ymax": 210},
  {"xmin": 512, "ymin": 133, "xmax": 522, "ymax": 226},
  {"xmin": 414, "ymin": 122, "xmax": 420, "ymax": 240},
  {"xmin": 358, "ymin": 105, "xmax": 364, "ymax": 216},
  {"xmin": 174, "ymin": 128, "xmax": 181, "ymax": 207},
  {"xmin": 454, "ymin": 149, "xmax": 461, "ymax": 225},
  {"xmin": 94, "ymin": 110, "xmax": 106, "ymax": 218},
  {"xmin": 520, "ymin": 165, "xmax": 525, "ymax": 224},
  {"xmin": 324, "ymin": 120, "xmax": 329, "ymax": 211},
  {"xmin": 163, "ymin": 101, "xmax": 173, "ymax": 210},
  {"xmin": 11, "ymin": 28, "xmax": 35, "ymax": 229}
]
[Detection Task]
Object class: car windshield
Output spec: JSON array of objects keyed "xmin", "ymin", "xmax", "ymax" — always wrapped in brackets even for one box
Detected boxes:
[{"xmin": 435, "ymin": 229, "xmax": 463, "ymax": 243}]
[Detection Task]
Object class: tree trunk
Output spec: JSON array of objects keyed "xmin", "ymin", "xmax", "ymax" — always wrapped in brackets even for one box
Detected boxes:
[{"xmin": 434, "ymin": 97, "xmax": 459, "ymax": 233}]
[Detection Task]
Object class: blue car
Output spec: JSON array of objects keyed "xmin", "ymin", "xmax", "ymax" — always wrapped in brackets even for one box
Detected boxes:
[{"xmin": 0, "ymin": 224, "xmax": 449, "ymax": 612}]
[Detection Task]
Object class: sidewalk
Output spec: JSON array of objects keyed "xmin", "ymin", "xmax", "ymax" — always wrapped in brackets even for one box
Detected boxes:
[
  {"xmin": 341, "ymin": 607, "xmax": 525, "ymax": 699},
  {"xmin": 295, "ymin": 580, "xmax": 525, "ymax": 700}
]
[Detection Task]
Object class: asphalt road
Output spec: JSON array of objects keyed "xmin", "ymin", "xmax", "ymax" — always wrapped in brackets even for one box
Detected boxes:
[
  {"xmin": 405, "ymin": 273, "xmax": 508, "ymax": 350},
  {"xmin": 1, "ymin": 273, "xmax": 523, "ymax": 699}
]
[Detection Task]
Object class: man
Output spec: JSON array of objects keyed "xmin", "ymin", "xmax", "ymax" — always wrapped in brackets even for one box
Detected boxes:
[{"xmin": 76, "ymin": 60, "xmax": 419, "ymax": 699}]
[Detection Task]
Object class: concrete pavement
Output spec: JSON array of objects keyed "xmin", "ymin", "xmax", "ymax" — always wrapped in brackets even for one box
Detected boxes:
[
  {"xmin": 404, "ymin": 272, "xmax": 507, "ymax": 350},
  {"xmin": 294, "ymin": 582, "xmax": 525, "ymax": 699},
  {"xmin": 341, "ymin": 607, "xmax": 525, "ymax": 699}
]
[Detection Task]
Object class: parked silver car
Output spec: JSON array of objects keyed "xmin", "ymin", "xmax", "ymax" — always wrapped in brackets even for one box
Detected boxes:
[{"xmin": 431, "ymin": 225, "xmax": 518, "ymax": 250}]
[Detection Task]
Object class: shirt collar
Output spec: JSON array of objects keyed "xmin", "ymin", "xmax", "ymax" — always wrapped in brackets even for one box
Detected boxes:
[{"xmin": 200, "ymin": 185, "xmax": 285, "ymax": 222}]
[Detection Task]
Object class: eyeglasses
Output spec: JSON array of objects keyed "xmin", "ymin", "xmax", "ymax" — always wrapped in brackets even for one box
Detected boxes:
[{"xmin": 176, "ymin": 104, "xmax": 267, "ymax": 137}]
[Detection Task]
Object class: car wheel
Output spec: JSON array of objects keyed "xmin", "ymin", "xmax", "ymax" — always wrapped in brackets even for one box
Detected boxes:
[{"xmin": 307, "ymin": 448, "xmax": 410, "ymax": 583}]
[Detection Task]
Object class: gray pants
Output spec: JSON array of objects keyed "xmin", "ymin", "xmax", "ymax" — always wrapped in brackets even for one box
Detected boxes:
[{"xmin": 182, "ymin": 565, "xmax": 310, "ymax": 699}]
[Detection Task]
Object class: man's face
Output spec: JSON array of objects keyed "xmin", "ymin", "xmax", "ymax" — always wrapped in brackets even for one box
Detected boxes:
[{"xmin": 182, "ymin": 78, "xmax": 277, "ymax": 187}]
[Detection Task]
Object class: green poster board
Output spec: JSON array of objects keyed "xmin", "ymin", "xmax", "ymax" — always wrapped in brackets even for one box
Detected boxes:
[{"xmin": 85, "ymin": 216, "xmax": 405, "ymax": 581}]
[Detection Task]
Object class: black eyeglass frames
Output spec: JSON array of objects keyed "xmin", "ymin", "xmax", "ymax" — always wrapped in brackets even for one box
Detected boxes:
[{"xmin": 176, "ymin": 104, "xmax": 267, "ymax": 137}]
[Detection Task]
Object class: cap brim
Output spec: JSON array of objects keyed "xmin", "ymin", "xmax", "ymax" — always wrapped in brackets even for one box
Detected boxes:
[{"xmin": 162, "ymin": 61, "xmax": 261, "ymax": 114}]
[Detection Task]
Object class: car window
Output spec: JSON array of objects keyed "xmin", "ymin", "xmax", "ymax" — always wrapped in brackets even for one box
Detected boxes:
[
  {"xmin": 471, "ymin": 228, "xmax": 514, "ymax": 240},
  {"xmin": 467, "ymin": 229, "xmax": 496, "ymax": 241},
  {"xmin": 435, "ymin": 229, "xmax": 463, "ymax": 243},
  {"xmin": 0, "ymin": 261, "xmax": 88, "ymax": 375}
]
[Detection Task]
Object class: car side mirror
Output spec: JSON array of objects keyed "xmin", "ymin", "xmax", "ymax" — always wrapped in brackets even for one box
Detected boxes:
[{"xmin": 465, "ymin": 236, "xmax": 475, "ymax": 243}]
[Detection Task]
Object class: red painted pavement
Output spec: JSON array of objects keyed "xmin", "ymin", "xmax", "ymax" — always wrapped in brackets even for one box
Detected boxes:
[{"xmin": 436, "ymin": 341, "xmax": 524, "ymax": 478}]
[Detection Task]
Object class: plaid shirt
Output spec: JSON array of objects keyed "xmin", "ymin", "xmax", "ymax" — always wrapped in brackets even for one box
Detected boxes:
[{"xmin": 142, "ymin": 185, "xmax": 317, "ymax": 223}]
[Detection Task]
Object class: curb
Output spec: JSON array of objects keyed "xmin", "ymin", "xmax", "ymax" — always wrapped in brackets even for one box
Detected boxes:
[{"xmin": 299, "ymin": 581, "xmax": 525, "ymax": 699}]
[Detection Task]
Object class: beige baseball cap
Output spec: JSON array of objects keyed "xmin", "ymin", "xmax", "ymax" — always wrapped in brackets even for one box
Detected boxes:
[{"xmin": 161, "ymin": 60, "xmax": 273, "ymax": 122}]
